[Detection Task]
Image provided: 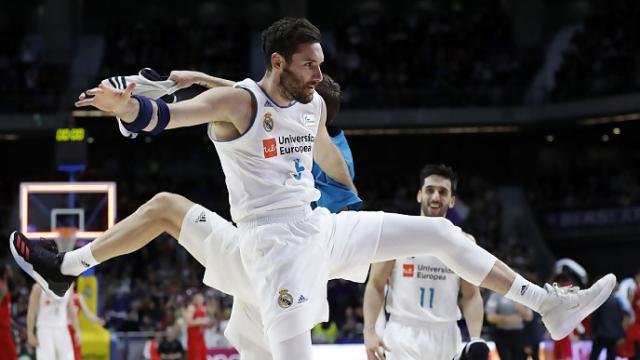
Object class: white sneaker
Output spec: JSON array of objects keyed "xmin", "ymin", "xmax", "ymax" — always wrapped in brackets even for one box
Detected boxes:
[{"xmin": 540, "ymin": 273, "xmax": 616, "ymax": 340}]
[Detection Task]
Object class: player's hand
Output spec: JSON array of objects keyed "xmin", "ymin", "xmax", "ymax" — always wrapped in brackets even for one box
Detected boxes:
[
  {"xmin": 364, "ymin": 331, "xmax": 389, "ymax": 360},
  {"xmin": 97, "ymin": 317, "xmax": 106, "ymax": 326},
  {"xmin": 74, "ymin": 330, "xmax": 81, "ymax": 344},
  {"xmin": 75, "ymin": 82, "xmax": 136, "ymax": 115},
  {"xmin": 169, "ymin": 70, "xmax": 204, "ymax": 90},
  {"xmin": 27, "ymin": 332, "xmax": 38, "ymax": 348}
]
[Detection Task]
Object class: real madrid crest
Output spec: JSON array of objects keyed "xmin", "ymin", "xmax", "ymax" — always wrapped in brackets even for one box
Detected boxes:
[
  {"xmin": 277, "ymin": 289, "xmax": 294, "ymax": 309},
  {"xmin": 263, "ymin": 112, "xmax": 274, "ymax": 132}
]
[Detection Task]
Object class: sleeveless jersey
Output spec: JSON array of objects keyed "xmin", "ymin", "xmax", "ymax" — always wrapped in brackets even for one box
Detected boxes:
[
  {"xmin": 187, "ymin": 304, "xmax": 208, "ymax": 339},
  {"xmin": 386, "ymin": 255, "xmax": 461, "ymax": 324},
  {"xmin": 37, "ymin": 289, "xmax": 70, "ymax": 328},
  {"xmin": 209, "ymin": 79, "xmax": 323, "ymax": 222}
]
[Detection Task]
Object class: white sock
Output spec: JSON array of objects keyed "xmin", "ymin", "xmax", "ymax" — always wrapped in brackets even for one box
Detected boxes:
[
  {"xmin": 504, "ymin": 274, "xmax": 548, "ymax": 313},
  {"xmin": 60, "ymin": 245, "xmax": 100, "ymax": 276}
]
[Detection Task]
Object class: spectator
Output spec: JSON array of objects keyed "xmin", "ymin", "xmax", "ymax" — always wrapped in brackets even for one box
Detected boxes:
[
  {"xmin": 590, "ymin": 281, "xmax": 628, "ymax": 360},
  {"xmin": 159, "ymin": 326, "xmax": 184, "ymax": 360},
  {"xmin": 486, "ymin": 290, "xmax": 533, "ymax": 360},
  {"xmin": 143, "ymin": 333, "xmax": 161, "ymax": 360}
]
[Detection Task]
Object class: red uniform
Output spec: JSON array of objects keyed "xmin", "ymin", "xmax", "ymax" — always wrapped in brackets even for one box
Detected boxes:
[
  {"xmin": 618, "ymin": 286, "xmax": 640, "ymax": 358},
  {"xmin": 187, "ymin": 304, "xmax": 207, "ymax": 360},
  {"xmin": 0, "ymin": 279, "xmax": 16, "ymax": 360},
  {"xmin": 143, "ymin": 338, "xmax": 161, "ymax": 360},
  {"xmin": 554, "ymin": 336, "xmax": 573, "ymax": 359},
  {"xmin": 68, "ymin": 291, "xmax": 83, "ymax": 360}
]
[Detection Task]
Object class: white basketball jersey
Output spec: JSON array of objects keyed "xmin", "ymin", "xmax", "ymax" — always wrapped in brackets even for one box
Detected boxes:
[
  {"xmin": 210, "ymin": 79, "xmax": 323, "ymax": 222},
  {"xmin": 36, "ymin": 289, "xmax": 70, "ymax": 328},
  {"xmin": 386, "ymin": 255, "xmax": 461, "ymax": 323}
]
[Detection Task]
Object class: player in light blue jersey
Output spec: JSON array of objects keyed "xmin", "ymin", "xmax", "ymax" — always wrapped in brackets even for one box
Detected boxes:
[{"xmin": 309, "ymin": 75, "xmax": 361, "ymax": 212}]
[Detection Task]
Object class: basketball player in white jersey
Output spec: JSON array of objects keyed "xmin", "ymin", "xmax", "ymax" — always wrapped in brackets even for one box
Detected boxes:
[
  {"xmin": 364, "ymin": 164, "xmax": 485, "ymax": 360},
  {"xmin": 26, "ymin": 284, "xmax": 77, "ymax": 360},
  {"xmin": 10, "ymin": 17, "xmax": 616, "ymax": 360}
]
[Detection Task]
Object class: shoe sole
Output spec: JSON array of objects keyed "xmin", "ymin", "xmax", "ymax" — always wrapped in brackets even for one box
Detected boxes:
[
  {"xmin": 9, "ymin": 231, "xmax": 63, "ymax": 300},
  {"xmin": 548, "ymin": 273, "xmax": 616, "ymax": 340}
]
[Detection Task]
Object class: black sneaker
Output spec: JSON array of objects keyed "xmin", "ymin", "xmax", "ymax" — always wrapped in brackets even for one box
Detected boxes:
[
  {"xmin": 454, "ymin": 339, "xmax": 490, "ymax": 360},
  {"xmin": 9, "ymin": 231, "xmax": 75, "ymax": 298}
]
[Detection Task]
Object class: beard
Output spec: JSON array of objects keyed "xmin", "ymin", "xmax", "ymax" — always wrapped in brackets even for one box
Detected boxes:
[
  {"xmin": 280, "ymin": 66, "xmax": 315, "ymax": 104},
  {"xmin": 422, "ymin": 203, "xmax": 448, "ymax": 218}
]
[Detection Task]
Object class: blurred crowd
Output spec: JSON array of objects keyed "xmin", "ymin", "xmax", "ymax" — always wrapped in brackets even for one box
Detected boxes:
[
  {"xmin": 4, "ymin": 0, "xmax": 640, "ymax": 113},
  {"xmin": 322, "ymin": 1, "xmax": 538, "ymax": 108},
  {"xmin": 0, "ymin": 29, "xmax": 68, "ymax": 112},
  {"xmin": 552, "ymin": 0, "xmax": 640, "ymax": 102},
  {"xmin": 98, "ymin": 18, "xmax": 248, "ymax": 89}
]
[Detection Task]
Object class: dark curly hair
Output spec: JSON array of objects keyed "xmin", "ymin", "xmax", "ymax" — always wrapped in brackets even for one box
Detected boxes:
[
  {"xmin": 261, "ymin": 17, "xmax": 322, "ymax": 71},
  {"xmin": 419, "ymin": 164, "xmax": 458, "ymax": 194}
]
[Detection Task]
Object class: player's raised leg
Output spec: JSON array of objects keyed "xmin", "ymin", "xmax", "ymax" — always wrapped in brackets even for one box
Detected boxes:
[
  {"xmin": 372, "ymin": 212, "xmax": 616, "ymax": 340},
  {"xmin": 10, "ymin": 192, "xmax": 193, "ymax": 297}
]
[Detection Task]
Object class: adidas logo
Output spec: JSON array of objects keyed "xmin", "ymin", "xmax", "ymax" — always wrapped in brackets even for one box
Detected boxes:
[
  {"xmin": 81, "ymin": 260, "xmax": 91, "ymax": 268},
  {"xmin": 107, "ymin": 76, "xmax": 127, "ymax": 90},
  {"xmin": 520, "ymin": 284, "xmax": 529, "ymax": 296},
  {"xmin": 297, "ymin": 295, "xmax": 308, "ymax": 304},
  {"xmin": 264, "ymin": 100, "xmax": 273, "ymax": 107},
  {"xmin": 195, "ymin": 212, "xmax": 207, "ymax": 223}
]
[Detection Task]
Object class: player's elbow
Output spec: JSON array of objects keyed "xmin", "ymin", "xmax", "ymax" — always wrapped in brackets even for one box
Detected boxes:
[{"xmin": 365, "ymin": 276, "xmax": 386, "ymax": 293}]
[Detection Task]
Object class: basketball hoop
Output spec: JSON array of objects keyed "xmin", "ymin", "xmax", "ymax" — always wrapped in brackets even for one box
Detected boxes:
[{"xmin": 54, "ymin": 226, "xmax": 79, "ymax": 252}]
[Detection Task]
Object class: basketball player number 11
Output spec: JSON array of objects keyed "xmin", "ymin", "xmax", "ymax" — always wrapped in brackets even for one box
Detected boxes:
[{"xmin": 420, "ymin": 287, "xmax": 435, "ymax": 308}]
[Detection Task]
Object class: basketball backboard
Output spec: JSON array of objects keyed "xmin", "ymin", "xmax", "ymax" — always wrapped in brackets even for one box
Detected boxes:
[{"xmin": 19, "ymin": 182, "xmax": 117, "ymax": 240}]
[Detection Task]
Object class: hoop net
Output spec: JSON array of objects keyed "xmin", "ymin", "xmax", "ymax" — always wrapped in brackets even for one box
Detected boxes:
[{"xmin": 54, "ymin": 226, "xmax": 79, "ymax": 252}]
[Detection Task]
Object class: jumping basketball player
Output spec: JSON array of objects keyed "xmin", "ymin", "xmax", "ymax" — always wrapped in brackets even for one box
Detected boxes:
[{"xmin": 11, "ymin": 17, "xmax": 616, "ymax": 360}]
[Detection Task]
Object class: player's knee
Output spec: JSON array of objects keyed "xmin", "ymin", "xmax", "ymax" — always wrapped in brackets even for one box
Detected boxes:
[
  {"xmin": 425, "ymin": 216, "xmax": 455, "ymax": 236},
  {"xmin": 141, "ymin": 192, "xmax": 179, "ymax": 223},
  {"xmin": 421, "ymin": 217, "xmax": 465, "ymax": 251}
]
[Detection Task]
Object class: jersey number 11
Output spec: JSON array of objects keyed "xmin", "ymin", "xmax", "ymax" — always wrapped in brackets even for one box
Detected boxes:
[{"xmin": 420, "ymin": 287, "xmax": 435, "ymax": 308}]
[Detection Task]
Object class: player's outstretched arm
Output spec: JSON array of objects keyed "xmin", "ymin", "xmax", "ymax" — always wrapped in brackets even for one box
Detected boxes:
[
  {"xmin": 78, "ymin": 294, "xmax": 105, "ymax": 326},
  {"xmin": 168, "ymin": 70, "xmax": 235, "ymax": 90},
  {"xmin": 75, "ymin": 82, "xmax": 252, "ymax": 133}
]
